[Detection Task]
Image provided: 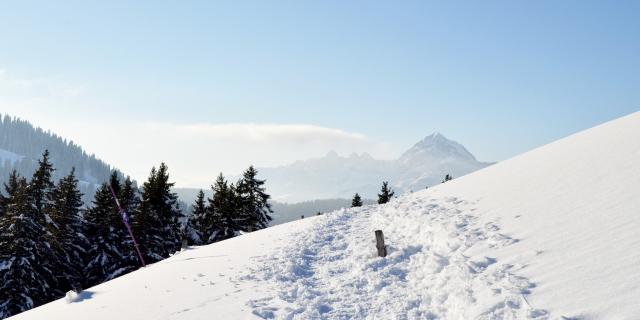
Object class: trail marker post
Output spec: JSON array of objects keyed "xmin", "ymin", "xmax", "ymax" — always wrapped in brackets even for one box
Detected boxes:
[{"xmin": 375, "ymin": 230, "xmax": 387, "ymax": 257}]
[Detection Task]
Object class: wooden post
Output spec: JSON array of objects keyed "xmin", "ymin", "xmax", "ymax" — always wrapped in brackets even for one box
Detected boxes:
[
  {"xmin": 375, "ymin": 230, "xmax": 387, "ymax": 257},
  {"xmin": 181, "ymin": 238, "xmax": 188, "ymax": 250}
]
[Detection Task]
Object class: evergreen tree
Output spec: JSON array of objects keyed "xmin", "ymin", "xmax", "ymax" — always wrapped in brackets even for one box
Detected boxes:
[
  {"xmin": 377, "ymin": 181, "xmax": 395, "ymax": 204},
  {"xmin": 48, "ymin": 168, "xmax": 86, "ymax": 291},
  {"xmin": 442, "ymin": 174, "xmax": 453, "ymax": 183},
  {"xmin": 3, "ymin": 170, "xmax": 20, "ymax": 199},
  {"xmin": 83, "ymin": 173, "xmax": 138, "ymax": 287},
  {"xmin": 30, "ymin": 150, "xmax": 68, "ymax": 299},
  {"xmin": 236, "ymin": 166, "xmax": 272, "ymax": 231},
  {"xmin": 119, "ymin": 175, "xmax": 140, "ymax": 215},
  {"xmin": 351, "ymin": 193, "xmax": 363, "ymax": 207},
  {"xmin": 184, "ymin": 190, "xmax": 207, "ymax": 245},
  {"xmin": 30, "ymin": 150, "xmax": 55, "ymax": 219},
  {"xmin": 136, "ymin": 163, "xmax": 182, "ymax": 263},
  {"xmin": 0, "ymin": 170, "xmax": 20, "ymax": 217},
  {"xmin": 206, "ymin": 173, "xmax": 240, "ymax": 242},
  {"xmin": 0, "ymin": 175, "xmax": 59, "ymax": 318}
]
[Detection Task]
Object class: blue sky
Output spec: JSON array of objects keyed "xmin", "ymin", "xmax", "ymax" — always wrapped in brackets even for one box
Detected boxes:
[{"xmin": 0, "ymin": 1, "xmax": 638, "ymax": 186}]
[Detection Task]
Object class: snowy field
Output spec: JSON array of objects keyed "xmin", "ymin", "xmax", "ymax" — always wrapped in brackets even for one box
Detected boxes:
[{"xmin": 13, "ymin": 112, "xmax": 640, "ymax": 319}]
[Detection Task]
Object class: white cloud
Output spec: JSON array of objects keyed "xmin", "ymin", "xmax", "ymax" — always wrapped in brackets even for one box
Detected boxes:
[
  {"xmin": 94, "ymin": 122, "xmax": 393, "ymax": 187},
  {"xmin": 0, "ymin": 68, "xmax": 394, "ymax": 187}
]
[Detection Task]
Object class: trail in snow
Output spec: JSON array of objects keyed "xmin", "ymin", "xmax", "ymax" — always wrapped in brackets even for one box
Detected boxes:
[{"xmin": 239, "ymin": 194, "xmax": 548, "ymax": 319}]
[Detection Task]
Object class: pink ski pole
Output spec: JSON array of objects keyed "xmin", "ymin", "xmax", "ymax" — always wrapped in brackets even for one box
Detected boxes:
[{"xmin": 109, "ymin": 184, "xmax": 146, "ymax": 268}]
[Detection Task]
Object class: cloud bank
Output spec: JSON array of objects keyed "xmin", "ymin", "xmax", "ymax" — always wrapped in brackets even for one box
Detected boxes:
[
  {"xmin": 0, "ymin": 68, "xmax": 393, "ymax": 187},
  {"xmin": 114, "ymin": 122, "xmax": 392, "ymax": 187}
]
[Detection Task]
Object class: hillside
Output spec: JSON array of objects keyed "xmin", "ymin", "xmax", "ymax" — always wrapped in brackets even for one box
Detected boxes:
[
  {"xmin": 0, "ymin": 114, "xmax": 117, "ymax": 203},
  {"xmin": 13, "ymin": 111, "xmax": 640, "ymax": 319},
  {"xmin": 259, "ymin": 133, "xmax": 491, "ymax": 202}
]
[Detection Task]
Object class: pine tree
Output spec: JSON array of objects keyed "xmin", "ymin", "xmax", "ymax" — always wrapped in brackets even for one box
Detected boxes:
[
  {"xmin": 4, "ymin": 171, "xmax": 20, "ymax": 194},
  {"xmin": 83, "ymin": 173, "xmax": 138, "ymax": 287},
  {"xmin": 185, "ymin": 189, "xmax": 207, "ymax": 245},
  {"xmin": 30, "ymin": 150, "xmax": 55, "ymax": 219},
  {"xmin": 377, "ymin": 181, "xmax": 395, "ymax": 204},
  {"xmin": 236, "ymin": 166, "xmax": 272, "ymax": 231},
  {"xmin": 48, "ymin": 168, "xmax": 86, "ymax": 291},
  {"xmin": 0, "ymin": 175, "xmax": 59, "ymax": 318},
  {"xmin": 442, "ymin": 174, "xmax": 453, "ymax": 183},
  {"xmin": 136, "ymin": 163, "xmax": 182, "ymax": 263},
  {"xmin": 119, "ymin": 175, "xmax": 140, "ymax": 216},
  {"xmin": 30, "ymin": 150, "xmax": 68, "ymax": 299},
  {"xmin": 206, "ymin": 173, "xmax": 240, "ymax": 242},
  {"xmin": 351, "ymin": 193, "xmax": 363, "ymax": 207},
  {"xmin": 0, "ymin": 170, "xmax": 20, "ymax": 217}
]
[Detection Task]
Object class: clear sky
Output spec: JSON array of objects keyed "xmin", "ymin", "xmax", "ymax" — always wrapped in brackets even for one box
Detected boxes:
[{"xmin": 0, "ymin": 1, "xmax": 638, "ymax": 187}]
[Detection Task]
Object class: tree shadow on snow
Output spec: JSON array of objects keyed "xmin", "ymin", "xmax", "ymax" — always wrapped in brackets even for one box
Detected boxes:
[{"xmin": 69, "ymin": 290, "xmax": 96, "ymax": 303}]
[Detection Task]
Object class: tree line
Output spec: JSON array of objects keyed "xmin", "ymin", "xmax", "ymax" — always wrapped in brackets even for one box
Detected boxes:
[
  {"xmin": 0, "ymin": 151, "xmax": 272, "ymax": 319},
  {"xmin": 0, "ymin": 114, "xmax": 114, "ymax": 205}
]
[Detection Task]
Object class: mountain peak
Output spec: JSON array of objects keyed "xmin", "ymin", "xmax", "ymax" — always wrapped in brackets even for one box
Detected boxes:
[
  {"xmin": 420, "ymin": 131, "xmax": 449, "ymax": 143},
  {"xmin": 399, "ymin": 132, "xmax": 478, "ymax": 164}
]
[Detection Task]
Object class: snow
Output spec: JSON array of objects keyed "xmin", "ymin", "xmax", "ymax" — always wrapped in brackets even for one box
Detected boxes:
[
  {"xmin": 241, "ymin": 204, "xmax": 545, "ymax": 319},
  {"xmin": 64, "ymin": 291, "xmax": 78, "ymax": 304},
  {"xmin": 257, "ymin": 133, "xmax": 490, "ymax": 202},
  {"xmin": 12, "ymin": 111, "xmax": 640, "ymax": 319},
  {"xmin": 0, "ymin": 258, "xmax": 12, "ymax": 272},
  {"xmin": 0, "ymin": 148, "xmax": 24, "ymax": 165}
]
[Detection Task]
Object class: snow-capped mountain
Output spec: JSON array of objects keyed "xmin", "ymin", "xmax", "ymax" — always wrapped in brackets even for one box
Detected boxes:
[
  {"xmin": 398, "ymin": 132, "xmax": 477, "ymax": 165},
  {"xmin": 14, "ymin": 112, "xmax": 640, "ymax": 319},
  {"xmin": 394, "ymin": 132, "xmax": 491, "ymax": 191},
  {"xmin": 259, "ymin": 133, "xmax": 491, "ymax": 202}
]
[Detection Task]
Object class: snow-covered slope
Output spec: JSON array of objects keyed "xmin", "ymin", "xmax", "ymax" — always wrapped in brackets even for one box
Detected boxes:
[
  {"xmin": 13, "ymin": 112, "xmax": 640, "ymax": 319},
  {"xmin": 260, "ymin": 133, "xmax": 490, "ymax": 202},
  {"xmin": 0, "ymin": 148, "xmax": 24, "ymax": 165}
]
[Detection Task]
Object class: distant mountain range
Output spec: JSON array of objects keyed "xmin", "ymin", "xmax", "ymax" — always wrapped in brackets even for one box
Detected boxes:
[
  {"xmin": 258, "ymin": 132, "xmax": 492, "ymax": 202},
  {"xmin": 0, "ymin": 114, "xmax": 491, "ymax": 211}
]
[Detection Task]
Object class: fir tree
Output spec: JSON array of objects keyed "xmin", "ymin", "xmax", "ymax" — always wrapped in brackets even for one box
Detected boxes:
[
  {"xmin": 3, "ymin": 170, "xmax": 20, "ymax": 199},
  {"xmin": 377, "ymin": 181, "xmax": 395, "ymax": 204},
  {"xmin": 236, "ymin": 166, "xmax": 272, "ymax": 231},
  {"xmin": 184, "ymin": 189, "xmax": 207, "ymax": 245},
  {"xmin": 206, "ymin": 173, "xmax": 240, "ymax": 242},
  {"xmin": 0, "ymin": 170, "xmax": 20, "ymax": 217},
  {"xmin": 48, "ymin": 168, "xmax": 86, "ymax": 291},
  {"xmin": 83, "ymin": 173, "xmax": 138, "ymax": 287},
  {"xmin": 30, "ymin": 150, "xmax": 67, "ymax": 299},
  {"xmin": 0, "ymin": 175, "xmax": 59, "ymax": 318},
  {"xmin": 351, "ymin": 193, "xmax": 363, "ymax": 207},
  {"xmin": 136, "ymin": 163, "xmax": 182, "ymax": 262},
  {"xmin": 119, "ymin": 175, "xmax": 140, "ymax": 215},
  {"xmin": 30, "ymin": 150, "xmax": 55, "ymax": 219}
]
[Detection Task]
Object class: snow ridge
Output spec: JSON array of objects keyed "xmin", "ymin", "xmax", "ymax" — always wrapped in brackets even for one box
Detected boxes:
[{"xmin": 239, "ymin": 193, "xmax": 548, "ymax": 319}]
